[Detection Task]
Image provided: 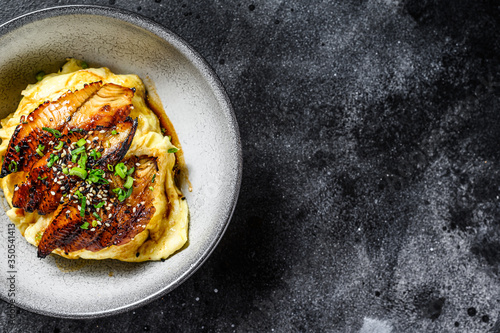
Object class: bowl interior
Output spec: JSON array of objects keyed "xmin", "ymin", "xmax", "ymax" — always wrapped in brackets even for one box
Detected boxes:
[{"xmin": 0, "ymin": 6, "xmax": 240, "ymax": 318}]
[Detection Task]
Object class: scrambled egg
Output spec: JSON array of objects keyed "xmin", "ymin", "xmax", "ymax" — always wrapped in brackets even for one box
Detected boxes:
[{"xmin": 0, "ymin": 59, "xmax": 188, "ymax": 262}]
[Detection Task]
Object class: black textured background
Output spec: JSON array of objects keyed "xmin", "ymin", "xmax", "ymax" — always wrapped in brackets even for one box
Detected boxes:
[{"xmin": 1, "ymin": 0, "xmax": 500, "ymax": 332}]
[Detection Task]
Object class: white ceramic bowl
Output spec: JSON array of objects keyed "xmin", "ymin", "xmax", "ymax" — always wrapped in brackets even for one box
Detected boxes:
[{"xmin": 0, "ymin": 5, "xmax": 241, "ymax": 318}]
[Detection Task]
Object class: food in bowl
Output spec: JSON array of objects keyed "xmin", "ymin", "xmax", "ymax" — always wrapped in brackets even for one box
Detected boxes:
[{"xmin": 0, "ymin": 59, "xmax": 188, "ymax": 262}]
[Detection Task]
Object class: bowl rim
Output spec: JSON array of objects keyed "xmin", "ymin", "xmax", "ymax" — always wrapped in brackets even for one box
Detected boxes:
[{"xmin": 0, "ymin": 4, "xmax": 242, "ymax": 319}]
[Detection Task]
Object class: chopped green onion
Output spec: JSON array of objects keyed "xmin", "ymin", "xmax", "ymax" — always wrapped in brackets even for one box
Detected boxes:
[
  {"xmin": 42, "ymin": 127, "xmax": 62, "ymax": 138},
  {"xmin": 81, "ymin": 61, "xmax": 88, "ymax": 69},
  {"xmin": 167, "ymin": 135, "xmax": 172, "ymax": 141},
  {"xmin": 114, "ymin": 162, "xmax": 127, "ymax": 179},
  {"xmin": 87, "ymin": 169, "xmax": 108, "ymax": 184},
  {"xmin": 124, "ymin": 176, "xmax": 134, "ymax": 189},
  {"xmin": 92, "ymin": 212, "xmax": 102, "ymax": 221},
  {"xmin": 168, "ymin": 147, "xmax": 179, "ymax": 153},
  {"xmin": 69, "ymin": 167, "xmax": 87, "ymax": 179},
  {"xmin": 112, "ymin": 187, "xmax": 133, "ymax": 202},
  {"xmin": 149, "ymin": 186, "xmax": 154, "ymax": 191},
  {"xmin": 92, "ymin": 220, "xmax": 98, "ymax": 228},
  {"xmin": 76, "ymin": 138, "xmax": 86, "ymax": 147},
  {"xmin": 94, "ymin": 201, "xmax": 105, "ymax": 209},
  {"xmin": 14, "ymin": 145, "xmax": 20, "ymax": 153},
  {"xmin": 62, "ymin": 168, "xmax": 69, "ymax": 174},
  {"xmin": 90, "ymin": 149, "xmax": 101, "ymax": 159},
  {"xmin": 80, "ymin": 196, "xmax": 86, "ymax": 217},
  {"xmin": 152, "ymin": 174, "xmax": 156, "ymax": 183},
  {"xmin": 47, "ymin": 154, "xmax": 59, "ymax": 168},
  {"xmin": 78, "ymin": 152, "xmax": 87, "ymax": 169},
  {"xmin": 80, "ymin": 221, "xmax": 89, "ymax": 229},
  {"xmin": 111, "ymin": 129, "xmax": 118, "ymax": 135},
  {"xmin": 69, "ymin": 128, "xmax": 84, "ymax": 134},
  {"xmin": 127, "ymin": 167, "xmax": 135, "ymax": 176},
  {"xmin": 120, "ymin": 187, "xmax": 133, "ymax": 202},
  {"xmin": 54, "ymin": 141, "xmax": 64, "ymax": 150},
  {"xmin": 9, "ymin": 160, "xmax": 17, "ymax": 172},
  {"xmin": 36, "ymin": 144, "xmax": 45, "ymax": 156},
  {"xmin": 35, "ymin": 71, "xmax": 45, "ymax": 82},
  {"xmin": 107, "ymin": 164, "xmax": 114, "ymax": 172},
  {"xmin": 37, "ymin": 176, "xmax": 47, "ymax": 181},
  {"xmin": 71, "ymin": 146, "xmax": 85, "ymax": 156},
  {"xmin": 161, "ymin": 128, "xmax": 166, "ymax": 134}
]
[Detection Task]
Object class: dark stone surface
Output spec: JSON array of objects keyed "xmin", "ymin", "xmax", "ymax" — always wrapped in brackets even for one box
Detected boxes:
[{"xmin": 1, "ymin": 0, "xmax": 500, "ymax": 332}]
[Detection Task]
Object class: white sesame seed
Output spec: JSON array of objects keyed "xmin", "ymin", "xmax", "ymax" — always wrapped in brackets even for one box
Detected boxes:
[
  {"xmin": 108, "ymin": 213, "xmax": 112, "ymax": 218},
  {"xmin": 49, "ymin": 141, "xmax": 53, "ymax": 145},
  {"xmin": 77, "ymin": 205, "xmax": 81, "ymax": 210},
  {"xmin": 57, "ymin": 181, "xmax": 62, "ymax": 185},
  {"xmin": 50, "ymin": 191, "xmax": 55, "ymax": 195},
  {"xmin": 97, "ymin": 221, "xmax": 102, "ymax": 225},
  {"xmin": 100, "ymin": 130, "xmax": 105, "ymax": 133},
  {"xmin": 61, "ymin": 186, "xmax": 66, "ymax": 190},
  {"xmin": 133, "ymin": 207, "xmax": 136, "ymax": 213},
  {"xmin": 66, "ymin": 210, "xmax": 71, "ymax": 214},
  {"xmin": 14, "ymin": 186, "xmax": 18, "ymax": 191},
  {"xmin": 97, "ymin": 194, "xmax": 102, "ymax": 198},
  {"xmin": 105, "ymin": 223, "xmax": 110, "ymax": 227},
  {"xmin": 135, "ymin": 163, "xmax": 140, "ymax": 166},
  {"xmin": 90, "ymin": 228, "xmax": 95, "ymax": 232},
  {"xmin": 29, "ymin": 117, "xmax": 33, "ymax": 121},
  {"xmin": 52, "ymin": 167, "xmax": 57, "ymax": 172},
  {"xmin": 89, "ymin": 131, "xmax": 93, "ymax": 135},
  {"xmin": 86, "ymin": 140, "xmax": 91, "ymax": 144},
  {"xmin": 140, "ymin": 201, "xmax": 145, "ymax": 205}
]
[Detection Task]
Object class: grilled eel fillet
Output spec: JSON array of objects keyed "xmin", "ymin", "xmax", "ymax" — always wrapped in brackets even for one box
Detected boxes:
[
  {"xmin": 37, "ymin": 156, "xmax": 158, "ymax": 258},
  {"xmin": 1, "ymin": 82, "xmax": 134, "ymax": 177},
  {"xmin": 12, "ymin": 119, "xmax": 138, "ymax": 214}
]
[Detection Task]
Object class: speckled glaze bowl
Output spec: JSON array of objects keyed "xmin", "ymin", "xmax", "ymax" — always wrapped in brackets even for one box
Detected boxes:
[{"xmin": 0, "ymin": 6, "xmax": 241, "ymax": 318}]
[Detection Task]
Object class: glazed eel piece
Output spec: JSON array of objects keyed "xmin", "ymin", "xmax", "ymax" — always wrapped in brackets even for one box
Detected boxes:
[
  {"xmin": 37, "ymin": 156, "xmax": 157, "ymax": 258},
  {"xmin": 61, "ymin": 83, "xmax": 135, "ymax": 134},
  {"xmin": 12, "ymin": 119, "xmax": 138, "ymax": 215},
  {"xmin": 0, "ymin": 82, "xmax": 102, "ymax": 177},
  {"xmin": 1, "ymin": 82, "xmax": 135, "ymax": 178}
]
